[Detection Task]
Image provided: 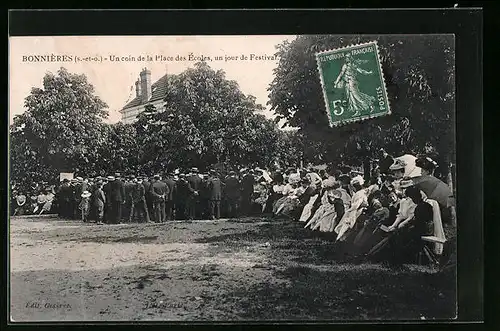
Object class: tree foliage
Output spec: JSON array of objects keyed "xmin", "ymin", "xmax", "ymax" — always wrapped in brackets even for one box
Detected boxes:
[
  {"xmin": 268, "ymin": 35, "xmax": 455, "ymax": 173},
  {"xmin": 134, "ymin": 62, "xmax": 292, "ymax": 173},
  {"xmin": 10, "ymin": 67, "xmax": 109, "ymax": 186}
]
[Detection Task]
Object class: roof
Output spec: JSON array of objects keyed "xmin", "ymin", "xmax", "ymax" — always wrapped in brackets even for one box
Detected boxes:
[{"xmin": 122, "ymin": 73, "xmax": 169, "ymax": 110}]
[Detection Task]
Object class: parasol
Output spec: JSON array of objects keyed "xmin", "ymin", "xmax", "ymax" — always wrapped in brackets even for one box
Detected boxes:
[{"xmin": 410, "ymin": 175, "xmax": 452, "ymax": 208}]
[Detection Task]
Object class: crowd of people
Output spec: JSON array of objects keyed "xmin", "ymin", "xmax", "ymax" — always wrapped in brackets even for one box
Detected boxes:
[
  {"xmin": 10, "ymin": 148, "xmax": 455, "ymax": 266},
  {"xmin": 10, "ymin": 181, "xmax": 57, "ymax": 216}
]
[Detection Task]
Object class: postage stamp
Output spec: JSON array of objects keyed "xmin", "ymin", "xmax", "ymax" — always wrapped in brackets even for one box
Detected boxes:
[{"xmin": 315, "ymin": 41, "xmax": 390, "ymax": 127}]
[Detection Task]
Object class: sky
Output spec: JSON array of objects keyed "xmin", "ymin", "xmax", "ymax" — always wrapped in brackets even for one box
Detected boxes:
[{"xmin": 9, "ymin": 35, "xmax": 296, "ymax": 124}]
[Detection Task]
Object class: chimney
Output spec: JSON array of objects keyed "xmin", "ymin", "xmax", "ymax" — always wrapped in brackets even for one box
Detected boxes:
[
  {"xmin": 134, "ymin": 79, "xmax": 142, "ymax": 98},
  {"xmin": 139, "ymin": 67, "xmax": 152, "ymax": 103}
]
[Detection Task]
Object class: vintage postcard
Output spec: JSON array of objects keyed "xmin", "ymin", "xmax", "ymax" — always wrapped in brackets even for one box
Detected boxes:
[{"xmin": 9, "ymin": 34, "xmax": 457, "ymax": 322}]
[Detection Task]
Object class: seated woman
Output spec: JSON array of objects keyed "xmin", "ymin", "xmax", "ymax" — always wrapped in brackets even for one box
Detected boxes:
[
  {"xmin": 273, "ymin": 173, "xmax": 298, "ymax": 213},
  {"xmin": 368, "ymin": 186, "xmax": 434, "ymax": 265},
  {"xmin": 13, "ymin": 191, "xmax": 27, "ymax": 216},
  {"xmin": 352, "ymin": 198, "xmax": 390, "ymax": 255},
  {"xmin": 40, "ymin": 189, "xmax": 55, "ymax": 215},
  {"xmin": 334, "ymin": 176, "xmax": 379, "ymax": 242},
  {"xmin": 273, "ymin": 173, "xmax": 303, "ymax": 218},
  {"xmin": 298, "ymin": 177, "xmax": 321, "ymax": 223},
  {"xmin": 304, "ymin": 181, "xmax": 345, "ymax": 232},
  {"xmin": 253, "ymin": 181, "xmax": 269, "ymax": 213},
  {"xmin": 264, "ymin": 172, "xmax": 285, "ymax": 214}
]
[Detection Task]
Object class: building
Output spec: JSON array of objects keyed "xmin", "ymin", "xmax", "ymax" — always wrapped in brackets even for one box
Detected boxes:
[{"xmin": 120, "ymin": 68, "xmax": 169, "ymax": 124}]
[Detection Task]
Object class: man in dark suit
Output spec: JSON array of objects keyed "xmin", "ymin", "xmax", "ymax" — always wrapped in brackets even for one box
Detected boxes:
[
  {"xmin": 142, "ymin": 175, "xmax": 154, "ymax": 222},
  {"xmin": 102, "ymin": 176, "xmax": 112, "ymax": 223},
  {"xmin": 207, "ymin": 170, "xmax": 222, "ymax": 220},
  {"xmin": 187, "ymin": 167, "xmax": 202, "ymax": 220},
  {"xmin": 124, "ymin": 175, "xmax": 135, "ymax": 222},
  {"xmin": 241, "ymin": 169, "xmax": 255, "ymax": 216},
  {"xmin": 164, "ymin": 172, "xmax": 176, "ymax": 221},
  {"xmin": 150, "ymin": 174, "xmax": 169, "ymax": 223},
  {"xmin": 109, "ymin": 173, "xmax": 126, "ymax": 224},
  {"xmin": 224, "ymin": 171, "xmax": 240, "ymax": 218},
  {"xmin": 175, "ymin": 174, "xmax": 194, "ymax": 220},
  {"xmin": 131, "ymin": 176, "xmax": 150, "ymax": 223}
]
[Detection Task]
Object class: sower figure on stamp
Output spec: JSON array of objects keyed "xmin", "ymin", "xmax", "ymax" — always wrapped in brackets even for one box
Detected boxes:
[
  {"xmin": 208, "ymin": 170, "xmax": 222, "ymax": 220},
  {"xmin": 132, "ymin": 176, "xmax": 150, "ymax": 223},
  {"xmin": 150, "ymin": 174, "xmax": 169, "ymax": 223},
  {"xmin": 334, "ymin": 53, "xmax": 375, "ymax": 116}
]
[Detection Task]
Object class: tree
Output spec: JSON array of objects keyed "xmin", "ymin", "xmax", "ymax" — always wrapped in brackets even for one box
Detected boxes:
[
  {"xmin": 134, "ymin": 62, "xmax": 289, "ymax": 173},
  {"xmin": 268, "ymin": 35, "xmax": 455, "ymax": 179},
  {"xmin": 10, "ymin": 67, "xmax": 108, "ymax": 185}
]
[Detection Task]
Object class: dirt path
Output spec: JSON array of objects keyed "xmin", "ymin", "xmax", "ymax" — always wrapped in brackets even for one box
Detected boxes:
[{"xmin": 10, "ymin": 216, "xmax": 456, "ymax": 321}]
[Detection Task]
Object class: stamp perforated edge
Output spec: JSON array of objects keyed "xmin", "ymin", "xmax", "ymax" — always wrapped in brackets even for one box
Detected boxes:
[{"xmin": 314, "ymin": 40, "xmax": 392, "ymax": 128}]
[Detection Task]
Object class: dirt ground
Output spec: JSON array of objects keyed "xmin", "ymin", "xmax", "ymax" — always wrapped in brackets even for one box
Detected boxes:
[{"xmin": 9, "ymin": 216, "xmax": 456, "ymax": 322}]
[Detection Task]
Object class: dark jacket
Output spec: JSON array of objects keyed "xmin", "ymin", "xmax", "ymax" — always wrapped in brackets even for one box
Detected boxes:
[
  {"xmin": 187, "ymin": 174, "xmax": 202, "ymax": 192},
  {"xmin": 207, "ymin": 177, "xmax": 222, "ymax": 201},
  {"xmin": 175, "ymin": 179, "xmax": 194, "ymax": 200},
  {"xmin": 150, "ymin": 180, "xmax": 169, "ymax": 202},
  {"xmin": 164, "ymin": 177, "xmax": 176, "ymax": 201},
  {"xmin": 109, "ymin": 179, "xmax": 126, "ymax": 202},
  {"xmin": 132, "ymin": 183, "xmax": 146, "ymax": 203},
  {"xmin": 124, "ymin": 181, "xmax": 135, "ymax": 202},
  {"xmin": 224, "ymin": 176, "xmax": 240, "ymax": 200},
  {"xmin": 241, "ymin": 174, "xmax": 255, "ymax": 195},
  {"xmin": 102, "ymin": 182, "xmax": 111, "ymax": 204}
]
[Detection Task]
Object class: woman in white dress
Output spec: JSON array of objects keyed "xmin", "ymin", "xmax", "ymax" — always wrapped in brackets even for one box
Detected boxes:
[{"xmin": 334, "ymin": 175, "xmax": 379, "ymax": 241}]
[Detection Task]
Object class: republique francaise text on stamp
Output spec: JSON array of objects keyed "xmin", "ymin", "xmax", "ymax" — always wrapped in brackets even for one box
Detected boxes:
[{"xmin": 315, "ymin": 41, "xmax": 391, "ymax": 127}]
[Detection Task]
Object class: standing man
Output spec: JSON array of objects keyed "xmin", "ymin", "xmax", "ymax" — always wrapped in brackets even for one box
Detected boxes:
[
  {"xmin": 164, "ymin": 172, "xmax": 176, "ymax": 221},
  {"xmin": 102, "ymin": 176, "xmax": 112, "ymax": 224},
  {"xmin": 207, "ymin": 170, "xmax": 222, "ymax": 220},
  {"xmin": 187, "ymin": 167, "xmax": 202, "ymax": 220},
  {"xmin": 241, "ymin": 169, "xmax": 255, "ymax": 216},
  {"xmin": 224, "ymin": 171, "xmax": 240, "ymax": 218},
  {"xmin": 57, "ymin": 179, "xmax": 72, "ymax": 219},
  {"xmin": 93, "ymin": 180, "xmax": 106, "ymax": 224},
  {"xmin": 109, "ymin": 173, "xmax": 126, "ymax": 224},
  {"xmin": 150, "ymin": 174, "xmax": 169, "ymax": 223},
  {"xmin": 132, "ymin": 176, "xmax": 150, "ymax": 223},
  {"xmin": 72, "ymin": 178, "xmax": 84, "ymax": 220},
  {"xmin": 142, "ymin": 175, "xmax": 154, "ymax": 222},
  {"xmin": 175, "ymin": 174, "xmax": 193, "ymax": 220},
  {"xmin": 123, "ymin": 175, "xmax": 135, "ymax": 222}
]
